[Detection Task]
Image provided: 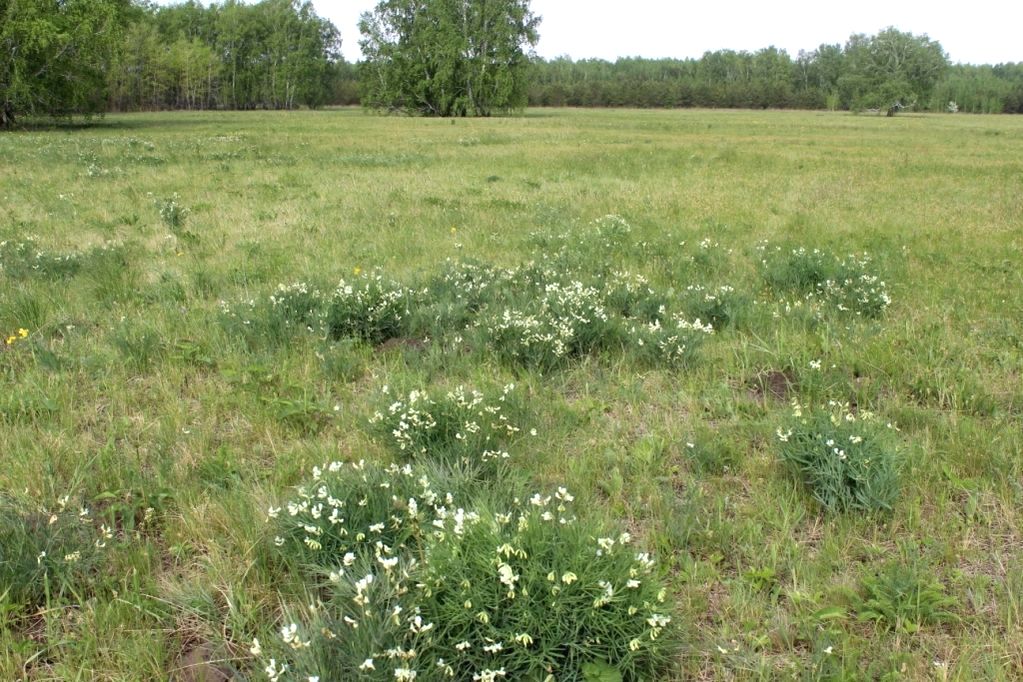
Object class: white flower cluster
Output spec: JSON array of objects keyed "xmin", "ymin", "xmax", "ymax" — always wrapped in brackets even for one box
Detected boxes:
[
  {"xmin": 481, "ymin": 281, "xmax": 612, "ymax": 365},
  {"xmin": 758, "ymin": 244, "xmax": 892, "ymax": 317},
  {"xmin": 628, "ymin": 314, "xmax": 715, "ymax": 365},
  {"xmin": 326, "ymin": 273, "xmax": 414, "ymax": 342},
  {"xmin": 265, "ymin": 464, "xmax": 673, "ymax": 681},
  {"xmin": 368, "ymin": 384, "xmax": 521, "ymax": 464}
]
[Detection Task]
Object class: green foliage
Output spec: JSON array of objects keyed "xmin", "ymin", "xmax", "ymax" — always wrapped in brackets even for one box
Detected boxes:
[
  {"xmin": 368, "ymin": 383, "xmax": 526, "ymax": 473},
  {"xmin": 857, "ymin": 560, "xmax": 958, "ymax": 633},
  {"xmin": 680, "ymin": 284, "xmax": 749, "ymax": 330},
  {"xmin": 359, "ymin": 0, "xmax": 540, "ymax": 116},
  {"xmin": 777, "ymin": 401, "xmax": 901, "ymax": 513},
  {"xmin": 758, "ymin": 244, "xmax": 891, "ymax": 318},
  {"xmin": 157, "ymin": 194, "xmax": 189, "ymax": 231},
  {"xmin": 0, "ymin": 0, "xmax": 124, "ymax": 125},
  {"xmin": 107, "ymin": 0, "xmax": 343, "ymax": 111},
  {"xmin": 0, "ymin": 494, "xmax": 113, "ymax": 611},
  {"xmin": 269, "ymin": 461, "xmax": 678, "ymax": 681},
  {"xmin": 324, "ymin": 274, "xmax": 415, "ymax": 344},
  {"xmin": 840, "ymin": 28, "xmax": 949, "ymax": 113}
]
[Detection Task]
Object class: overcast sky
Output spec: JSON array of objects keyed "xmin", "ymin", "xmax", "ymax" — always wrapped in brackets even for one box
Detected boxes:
[{"xmin": 313, "ymin": 0, "xmax": 1021, "ymax": 65}]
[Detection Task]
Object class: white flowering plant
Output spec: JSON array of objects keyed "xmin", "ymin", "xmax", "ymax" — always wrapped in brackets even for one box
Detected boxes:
[
  {"xmin": 776, "ymin": 400, "xmax": 901, "ymax": 512},
  {"xmin": 157, "ymin": 193, "xmax": 189, "ymax": 231},
  {"xmin": 626, "ymin": 314, "xmax": 715, "ymax": 368},
  {"xmin": 478, "ymin": 281, "xmax": 625, "ymax": 370},
  {"xmin": 324, "ymin": 273, "xmax": 417, "ymax": 344},
  {"xmin": 265, "ymin": 462, "xmax": 678, "ymax": 681},
  {"xmin": 368, "ymin": 384, "xmax": 526, "ymax": 474},
  {"xmin": 758, "ymin": 244, "xmax": 892, "ymax": 318},
  {"xmin": 680, "ymin": 284, "xmax": 749, "ymax": 330},
  {"xmin": 0, "ymin": 493, "xmax": 116, "ymax": 612}
]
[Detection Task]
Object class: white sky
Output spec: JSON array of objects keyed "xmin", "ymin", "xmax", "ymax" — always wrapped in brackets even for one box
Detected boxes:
[{"xmin": 312, "ymin": 0, "xmax": 1022, "ymax": 65}]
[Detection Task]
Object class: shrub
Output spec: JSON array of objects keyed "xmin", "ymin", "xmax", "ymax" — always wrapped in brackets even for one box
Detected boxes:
[
  {"xmin": 599, "ymin": 271, "xmax": 667, "ymax": 322},
  {"xmin": 0, "ymin": 237, "xmax": 128, "ymax": 281},
  {"xmin": 680, "ymin": 284, "xmax": 749, "ymax": 330},
  {"xmin": 266, "ymin": 462, "xmax": 678, "ymax": 681},
  {"xmin": 776, "ymin": 400, "xmax": 900, "ymax": 512},
  {"xmin": 157, "ymin": 193, "xmax": 189, "ymax": 231},
  {"xmin": 324, "ymin": 273, "xmax": 415, "ymax": 344},
  {"xmin": 480, "ymin": 281, "xmax": 622, "ymax": 370}
]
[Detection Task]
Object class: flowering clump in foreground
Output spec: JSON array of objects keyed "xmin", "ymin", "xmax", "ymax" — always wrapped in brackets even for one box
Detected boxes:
[
  {"xmin": 218, "ymin": 272, "xmax": 418, "ymax": 348},
  {"xmin": 626, "ymin": 315, "xmax": 715, "ymax": 367},
  {"xmin": 776, "ymin": 399, "xmax": 901, "ymax": 512},
  {"xmin": 266, "ymin": 462, "xmax": 678, "ymax": 681},
  {"xmin": 368, "ymin": 383, "xmax": 526, "ymax": 473}
]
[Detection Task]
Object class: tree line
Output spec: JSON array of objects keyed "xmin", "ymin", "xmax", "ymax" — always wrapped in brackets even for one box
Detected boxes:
[
  {"xmin": 4, "ymin": 0, "xmax": 1023, "ymax": 127},
  {"xmin": 527, "ymin": 39, "xmax": 1023, "ymax": 114}
]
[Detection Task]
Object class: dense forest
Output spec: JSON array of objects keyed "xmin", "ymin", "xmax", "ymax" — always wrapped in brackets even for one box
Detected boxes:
[{"xmin": 106, "ymin": 0, "xmax": 356, "ymax": 111}]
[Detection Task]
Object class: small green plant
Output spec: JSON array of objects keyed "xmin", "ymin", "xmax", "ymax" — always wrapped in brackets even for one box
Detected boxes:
[
  {"xmin": 0, "ymin": 493, "xmax": 114, "ymax": 613},
  {"xmin": 267, "ymin": 461, "xmax": 678, "ymax": 681},
  {"xmin": 680, "ymin": 284, "xmax": 749, "ymax": 330},
  {"xmin": 480, "ymin": 280, "xmax": 623, "ymax": 370},
  {"xmin": 158, "ymin": 194, "xmax": 189, "ymax": 231},
  {"xmin": 111, "ymin": 322, "xmax": 165, "ymax": 370},
  {"xmin": 857, "ymin": 559, "xmax": 958, "ymax": 633},
  {"xmin": 776, "ymin": 400, "xmax": 901, "ymax": 512},
  {"xmin": 626, "ymin": 314, "xmax": 715, "ymax": 368},
  {"xmin": 0, "ymin": 237, "xmax": 78, "ymax": 279}
]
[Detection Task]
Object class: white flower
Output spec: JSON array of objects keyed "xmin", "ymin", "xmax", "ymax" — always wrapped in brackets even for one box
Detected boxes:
[
  {"xmin": 359, "ymin": 658, "xmax": 376, "ymax": 671},
  {"xmin": 249, "ymin": 638, "xmax": 262, "ymax": 656},
  {"xmin": 561, "ymin": 571, "xmax": 578, "ymax": 585}
]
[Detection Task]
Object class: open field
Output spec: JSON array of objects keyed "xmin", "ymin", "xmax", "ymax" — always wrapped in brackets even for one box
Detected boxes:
[{"xmin": 1, "ymin": 108, "xmax": 1022, "ymax": 680}]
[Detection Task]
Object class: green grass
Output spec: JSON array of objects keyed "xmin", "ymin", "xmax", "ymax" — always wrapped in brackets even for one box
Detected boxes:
[{"xmin": 1, "ymin": 107, "xmax": 1022, "ymax": 679}]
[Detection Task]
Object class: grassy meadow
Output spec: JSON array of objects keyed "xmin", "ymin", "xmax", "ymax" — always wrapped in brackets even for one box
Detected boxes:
[{"xmin": 1, "ymin": 107, "xmax": 1022, "ymax": 680}]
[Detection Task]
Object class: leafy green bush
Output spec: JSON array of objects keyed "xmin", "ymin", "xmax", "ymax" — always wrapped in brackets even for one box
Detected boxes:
[
  {"xmin": 776, "ymin": 400, "xmax": 901, "ymax": 512},
  {"xmin": 680, "ymin": 284, "xmax": 749, "ymax": 330},
  {"xmin": 266, "ymin": 462, "xmax": 678, "ymax": 681},
  {"xmin": 480, "ymin": 281, "xmax": 623, "ymax": 370},
  {"xmin": 324, "ymin": 273, "xmax": 416, "ymax": 344},
  {"xmin": 368, "ymin": 384, "xmax": 526, "ymax": 473},
  {"xmin": 857, "ymin": 559, "xmax": 958, "ymax": 633}
]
